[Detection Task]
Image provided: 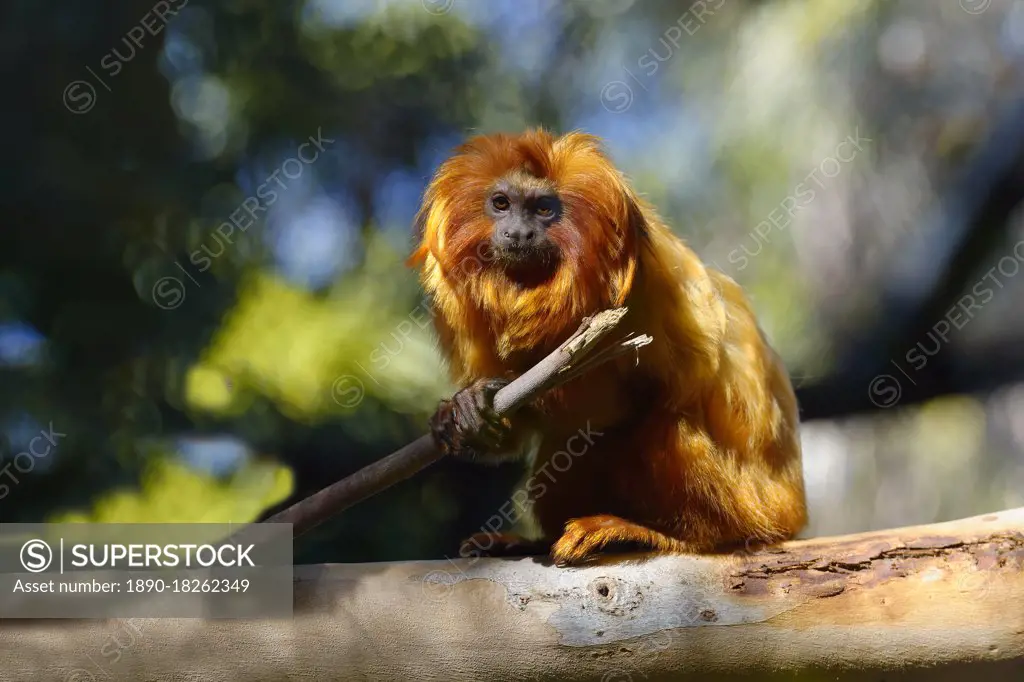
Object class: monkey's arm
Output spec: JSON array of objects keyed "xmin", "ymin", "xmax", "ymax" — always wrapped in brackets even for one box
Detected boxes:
[{"xmin": 429, "ymin": 378, "xmax": 544, "ymax": 464}]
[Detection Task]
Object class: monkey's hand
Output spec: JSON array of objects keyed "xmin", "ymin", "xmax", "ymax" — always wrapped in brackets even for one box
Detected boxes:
[{"xmin": 430, "ymin": 378, "xmax": 516, "ymax": 463}]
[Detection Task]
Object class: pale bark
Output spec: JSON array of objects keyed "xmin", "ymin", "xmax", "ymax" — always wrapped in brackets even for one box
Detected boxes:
[{"xmin": 3, "ymin": 507, "xmax": 1023, "ymax": 681}]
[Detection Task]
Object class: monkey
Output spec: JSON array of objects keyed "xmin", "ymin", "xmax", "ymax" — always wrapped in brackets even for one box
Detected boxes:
[{"xmin": 407, "ymin": 128, "xmax": 806, "ymax": 566}]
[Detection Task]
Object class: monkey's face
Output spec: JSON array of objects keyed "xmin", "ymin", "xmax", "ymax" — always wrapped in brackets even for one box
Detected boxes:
[
  {"xmin": 410, "ymin": 129, "xmax": 644, "ymax": 308},
  {"xmin": 485, "ymin": 175, "xmax": 562, "ymax": 274}
]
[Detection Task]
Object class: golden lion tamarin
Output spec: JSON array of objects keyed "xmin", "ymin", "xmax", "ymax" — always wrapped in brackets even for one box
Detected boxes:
[{"xmin": 408, "ymin": 128, "xmax": 806, "ymax": 566}]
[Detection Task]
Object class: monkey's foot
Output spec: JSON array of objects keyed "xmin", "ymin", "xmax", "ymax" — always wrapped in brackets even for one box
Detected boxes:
[
  {"xmin": 458, "ymin": 532, "xmax": 552, "ymax": 558},
  {"xmin": 550, "ymin": 515, "xmax": 689, "ymax": 566},
  {"xmin": 430, "ymin": 378, "xmax": 512, "ymax": 461}
]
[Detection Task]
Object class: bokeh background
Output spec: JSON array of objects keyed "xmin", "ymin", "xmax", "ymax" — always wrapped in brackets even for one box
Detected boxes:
[{"xmin": 4, "ymin": 0, "xmax": 1024, "ymax": 564}]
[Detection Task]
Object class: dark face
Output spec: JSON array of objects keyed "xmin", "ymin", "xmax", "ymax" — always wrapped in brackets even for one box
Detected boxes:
[{"xmin": 486, "ymin": 179, "xmax": 562, "ymax": 273}]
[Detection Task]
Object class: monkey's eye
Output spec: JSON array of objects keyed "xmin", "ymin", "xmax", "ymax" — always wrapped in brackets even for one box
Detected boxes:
[
  {"xmin": 535, "ymin": 198, "xmax": 557, "ymax": 218},
  {"xmin": 491, "ymin": 194, "xmax": 510, "ymax": 212}
]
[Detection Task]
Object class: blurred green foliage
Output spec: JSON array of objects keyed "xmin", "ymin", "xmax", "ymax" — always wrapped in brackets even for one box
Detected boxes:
[{"xmin": 5, "ymin": 0, "xmax": 1023, "ymax": 567}]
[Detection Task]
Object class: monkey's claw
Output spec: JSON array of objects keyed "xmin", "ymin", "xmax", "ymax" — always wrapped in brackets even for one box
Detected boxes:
[{"xmin": 429, "ymin": 378, "xmax": 512, "ymax": 460}]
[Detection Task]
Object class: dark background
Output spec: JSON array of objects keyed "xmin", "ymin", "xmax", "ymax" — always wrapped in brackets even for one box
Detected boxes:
[{"xmin": 3, "ymin": 0, "xmax": 1024, "ymax": 565}]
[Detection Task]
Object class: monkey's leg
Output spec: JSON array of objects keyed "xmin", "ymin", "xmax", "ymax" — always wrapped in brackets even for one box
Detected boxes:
[
  {"xmin": 429, "ymin": 378, "xmax": 516, "ymax": 462},
  {"xmin": 550, "ymin": 514, "xmax": 693, "ymax": 566},
  {"xmin": 458, "ymin": 532, "xmax": 554, "ymax": 558}
]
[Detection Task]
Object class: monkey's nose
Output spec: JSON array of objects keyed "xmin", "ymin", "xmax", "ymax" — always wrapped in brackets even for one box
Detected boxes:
[{"xmin": 502, "ymin": 228, "xmax": 536, "ymax": 244}]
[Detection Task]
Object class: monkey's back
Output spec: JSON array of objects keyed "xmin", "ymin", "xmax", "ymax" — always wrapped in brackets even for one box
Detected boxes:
[{"xmin": 525, "ymin": 238, "xmax": 807, "ymax": 551}]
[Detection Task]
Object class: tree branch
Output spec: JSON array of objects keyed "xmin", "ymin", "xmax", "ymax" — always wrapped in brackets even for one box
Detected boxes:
[
  {"xmin": 7, "ymin": 507, "xmax": 1023, "ymax": 680},
  {"xmin": 262, "ymin": 307, "xmax": 652, "ymax": 537}
]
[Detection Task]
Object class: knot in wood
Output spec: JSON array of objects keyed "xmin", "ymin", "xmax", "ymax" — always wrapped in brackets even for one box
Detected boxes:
[{"xmin": 588, "ymin": 576, "xmax": 643, "ymax": 616}]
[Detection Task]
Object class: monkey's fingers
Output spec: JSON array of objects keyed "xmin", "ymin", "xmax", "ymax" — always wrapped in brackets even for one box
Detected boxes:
[
  {"xmin": 466, "ymin": 378, "xmax": 507, "ymax": 409},
  {"xmin": 478, "ymin": 404, "xmax": 512, "ymax": 428},
  {"xmin": 473, "ymin": 378, "xmax": 514, "ymax": 433},
  {"xmin": 452, "ymin": 390, "xmax": 484, "ymax": 431},
  {"xmin": 477, "ymin": 378, "xmax": 511, "ymax": 401},
  {"xmin": 455, "ymin": 380, "xmax": 513, "ymax": 446},
  {"xmin": 428, "ymin": 399, "xmax": 460, "ymax": 455},
  {"xmin": 465, "ymin": 407, "xmax": 512, "ymax": 452},
  {"xmin": 470, "ymin": 421, "xmax": 505, "ymax": 451},
  {"xmin": 428, "ymin": 398, "xmax": 487, "ymax": 460},
  {"xmin": 452, "ymin": 390, "xmax": 495, "ymax": 448}
]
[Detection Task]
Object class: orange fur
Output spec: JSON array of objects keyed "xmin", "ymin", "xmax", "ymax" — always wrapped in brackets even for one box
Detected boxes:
[{"xmin": 410, "ymin": 128, "xmax": 806, "ymax": 565}]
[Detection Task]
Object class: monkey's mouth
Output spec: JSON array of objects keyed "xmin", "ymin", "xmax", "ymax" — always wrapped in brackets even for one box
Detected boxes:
[{"xmin": 493, "ymin": 241, "xmax": 560, "ymax": 281}]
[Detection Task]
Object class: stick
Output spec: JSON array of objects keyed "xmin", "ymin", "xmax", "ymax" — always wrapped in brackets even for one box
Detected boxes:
[{"xmin": 262, "ymin": 307, "xmax": 652, "ymax": 537}]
